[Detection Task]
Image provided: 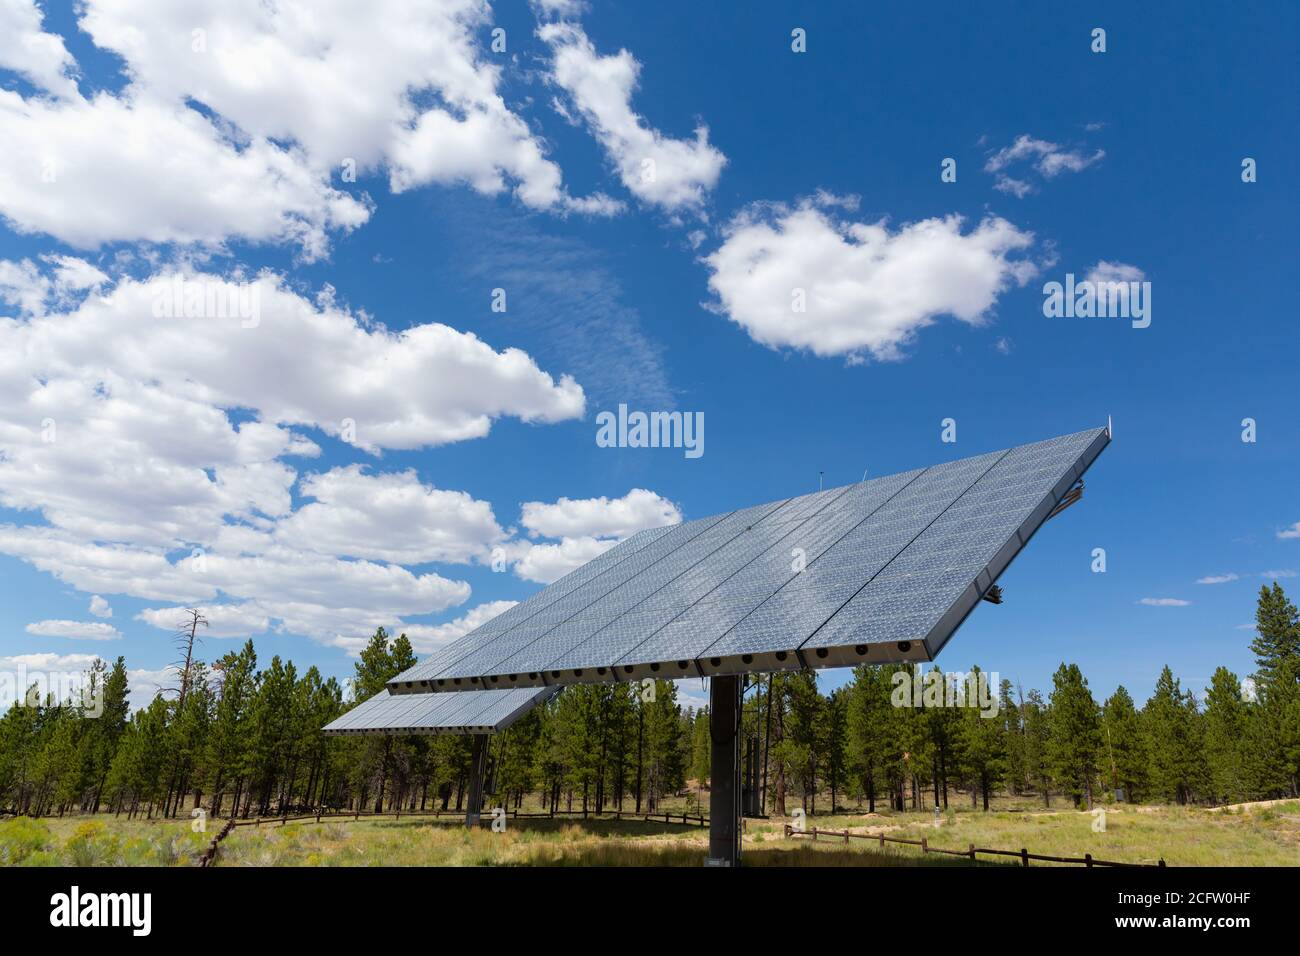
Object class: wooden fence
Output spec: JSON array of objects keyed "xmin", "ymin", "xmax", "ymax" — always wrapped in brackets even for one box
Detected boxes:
[
  {"xmin": 225, "ymin": 807, "xmax": 708, "ymax": 829},
  {"xmin": 198, "ymin": 812, "xmax": 1161, "ymax": 868},
  {"xmin": 783, "ymin": 824, "xmax": 1165, "ymax": 867},
  {"xmin": 196, "ymin": 817, "xmax": 236, "ymax": 867}
]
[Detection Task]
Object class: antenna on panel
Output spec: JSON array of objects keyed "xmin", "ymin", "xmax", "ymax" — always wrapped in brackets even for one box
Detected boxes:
[
  {"xmin": 818, "ymin": 470, "xmax": 824, "ymax": 492},
  {"xmin": 1107, "ymin": 414, "xmax": 1113, "ymax": 438}
]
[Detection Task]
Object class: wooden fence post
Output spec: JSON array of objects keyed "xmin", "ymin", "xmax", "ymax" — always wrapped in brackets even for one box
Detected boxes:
[
  {"xmin": 1020, "ymin": 848, "xmax": 1029, "ymax": 867},
  {"xmin": 968, "ymin": 843, "xmax": 975, "ymax": 861},
  {"xmin": 1085, "ymin": 853, "xmax": 1093, "ymax": 868},
  {"xmin": 921, "ymin": 837, "xmax": 928, "ymax": 854}
]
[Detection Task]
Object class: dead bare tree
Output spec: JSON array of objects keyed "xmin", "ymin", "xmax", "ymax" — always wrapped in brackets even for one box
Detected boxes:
[{"xmin": 170, "ymin": 608, "xmax": 209, "ymax": 708}]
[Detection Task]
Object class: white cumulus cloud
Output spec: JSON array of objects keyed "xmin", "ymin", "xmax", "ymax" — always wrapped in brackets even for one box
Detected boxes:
[
  {"xmin": 703, "ymin": 195, "xmax": 1037, "ymax": 361},
  {"xmin": 399, "ymin": 600, "xmax": 518, "ymax": 654},
  {"xmin": 135, "ymin": 603, "xmax": 271, "ymax": 639},
  {"xmin": 0, "ymin": 0, "xmax": 78, "ymax": 96},
  {"xmin": 276, "ymin": 466, "xmax": 505, "ymax": 565},
  {"xmin": 539, "ymin": 21, "xmax": 725, "ymax": 213},
  {"xmin": 510, "ymin": 535, "xmax": 618, "ymax": 585},
  {"xmin": 0, "ymin": 0, "xmax": 613, "ymax": 258},
  {"xmin": 0, "ymin": 261, "xmax": 587, "ymax": 648},
  {"xmin": 520, "ymin": 488, "xmax": 680, "ymax": 540},
  {"xmin": 508, "ymin": 488, "xmax": 681, "ymax": 583}
]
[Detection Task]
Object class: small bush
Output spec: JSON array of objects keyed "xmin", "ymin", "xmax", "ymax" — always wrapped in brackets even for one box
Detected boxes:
[
  {"xmin": 66, "ymin": 821, "xmax": 116, "ymax": 866},
  {"xmin": 0, "ymin": 817, "xmax": 54, "ymax": 864}
]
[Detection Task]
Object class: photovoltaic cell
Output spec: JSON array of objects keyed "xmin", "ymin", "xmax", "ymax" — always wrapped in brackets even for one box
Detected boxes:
[
  {"xmin": 323, "ymin": 686, "xmax": 554, "ymax": 735},
  {"xmin": 392, "ymin": 524, "xmax": 678, "ymax": 686},
  {"xmin": 388, "ymin": 427, "xmax": 1109, "ymax": 692}
]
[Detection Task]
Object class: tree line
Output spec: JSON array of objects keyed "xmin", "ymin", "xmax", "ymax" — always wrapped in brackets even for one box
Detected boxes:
[
  {"xmin": 749, "ymin": 582, "xmax": 1299, "ymax": 813},
  {"xmin": 0, "ymin": 624, "xmax": 693, "ymax": 820},
  {"xmin": 2, "ymin": 583, "xmax": 1296, "ymax": 819}
]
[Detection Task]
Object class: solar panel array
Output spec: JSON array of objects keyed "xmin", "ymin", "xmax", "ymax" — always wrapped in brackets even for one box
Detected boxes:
[
  {"xmin": 389, "ymin": 427, "xmax": 1108, "ymax": 695},
  {"xmin": 322, "ymin": 686, "xmax": 555, "ymax": 735}
]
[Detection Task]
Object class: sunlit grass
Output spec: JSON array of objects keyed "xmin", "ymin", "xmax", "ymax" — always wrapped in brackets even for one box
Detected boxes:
[
  {"xmin": 212, "ymin": 817, "xmax": 981, "ymax": 867},
  {"xmin": 4, "ymin": 797, "xmax": 1297, "ymax": 866},
  {"xmin": 778, "ymin": 799, "xmax": 1300, "ymax": 867}
]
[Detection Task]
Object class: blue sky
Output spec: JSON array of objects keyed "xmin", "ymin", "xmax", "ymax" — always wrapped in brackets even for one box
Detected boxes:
[{"xmin": 0, "ymin": 0, "xmax": 1296, "ymax": 710}]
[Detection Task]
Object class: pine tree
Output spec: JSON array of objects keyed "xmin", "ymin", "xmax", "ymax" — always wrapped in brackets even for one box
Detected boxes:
[
  {"xmin": 1247, "ymin": 584, "xmax": 1300, "ymax": 796},
  {"xmin": 690, "ymin": 706, "xmax": 711, "ymax": 788},
  {"xmin": 1101, "ymin": 685, "xmax": 1147, "ymax": 802},
  {"xmin": 1251, "ymin": 583, "xmax": 1300, "ymax": 686},
  {"xmin": 956, "ymin": 667, "xmax": 1006, "ymax": 810},
  {"xmin": 1203, "ymin": 667, "xmax": 1248, "ymax": 803},
  {"xmin": 1144, "ymin": 666, "xmax": 1208, "ymax": 805},
  {"xmin": 205, "ymin": 641, "xmax": 256, "ymax": 817},
  {"xmin": 88, "ymin": 657, "xmax": 130, "ymax": 811},
  {"xmin": 1022, "ymin": 689, "xmax": 1052, "ymax": 806},
  {"xmin": 822, "ymin": 688, "xmax": 848, "ymax": 813},
  {"xmin": 845, "ymin": 665, "xmax": 894, "ymax": 812},
  {"xmin": 783, "ymin": 671, "xmax": 823, "ymax": 813},
  {"xmin": 999, "ymin": 680, "xmax": 1027, "ymax": 795},
  {"xmin": 1046, "ymin": 663, "xmax": 1101, "ymax": 809}
]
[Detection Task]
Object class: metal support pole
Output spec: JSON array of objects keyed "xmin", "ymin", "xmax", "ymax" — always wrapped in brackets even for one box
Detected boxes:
[
  {"xmin": 760, "ymin": 673, "xmax": 772, "ymax": 814},
  {"xmin": 706, "ymin": 674, "xmax": 742, "ymax": 866},
  {"xmin": 465, "ymin": 734, "xmax": 488, "ymax": 828}
]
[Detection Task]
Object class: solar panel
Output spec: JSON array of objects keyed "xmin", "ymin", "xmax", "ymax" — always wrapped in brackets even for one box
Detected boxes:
[
  {"xmin": 388, "ymin": 426, "xmax": 1109, "ymax": 693},
  {"xmin": 322, "ymin": 686, "xmax": 555, "ymax": 735}
]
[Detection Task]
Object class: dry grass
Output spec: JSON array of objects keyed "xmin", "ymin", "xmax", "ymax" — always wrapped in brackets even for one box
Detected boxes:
[
  {"xmin": 5, "ymin": 798, "xmax": 1297, "ymax": 866},
  {"xmin": 212, "ymin": 817, "xmax": 981, "ymax": 867},
  {"xmin": 753, "ymin": 799, "xmax": 1300, "ymax": 867}
]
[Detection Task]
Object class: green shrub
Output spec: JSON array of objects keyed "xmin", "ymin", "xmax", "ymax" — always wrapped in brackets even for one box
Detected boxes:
[{"xmin": 0, "ymin": 817, "xmax": 54, "ymax": 864}]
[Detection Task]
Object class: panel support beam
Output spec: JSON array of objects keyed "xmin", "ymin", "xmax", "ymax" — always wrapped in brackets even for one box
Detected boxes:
[
  {"xmin": 706, "ymin": 674, "xmax": 742, "ymax": 866},
  {"xmin": 465, "ymin": 733, "xmax": 489, "ymax": 828}
]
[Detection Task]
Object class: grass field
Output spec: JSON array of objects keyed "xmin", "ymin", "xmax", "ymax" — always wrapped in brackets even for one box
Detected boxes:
[{"xmin": 3, "ymin": 797, "xmax": 1297, "ymax": 866}]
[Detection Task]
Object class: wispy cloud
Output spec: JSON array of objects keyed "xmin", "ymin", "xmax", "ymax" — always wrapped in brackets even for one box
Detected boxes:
[
  {"xmin": 985, "ymin": 134, "xmax": 1104, "ymax": 197},
  {"xmin": 1138, "ymin": 597, "xmax": 1191, "ymax": 607},
  {"xmin": 1276, "ymin": 522, "xmax": 1300, "ymax": 539},
  {"xmin": 1086, "ymin": 261, "xmax": 1146, "ymax": 285},
  {"xmin": 1261, "ymin": 569, "xmax": 1297, "ymax": 579},
  {"xmin": 1196, "ymin": 573, "xmax": 1238, "ymax": 585},
  {"xmin": 25, "ymin": 620, "xmax": 121, "ymax": 640},
  {"xmin": 445, "ymin": 192, "xmax": 675, "ymax": 409}
]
